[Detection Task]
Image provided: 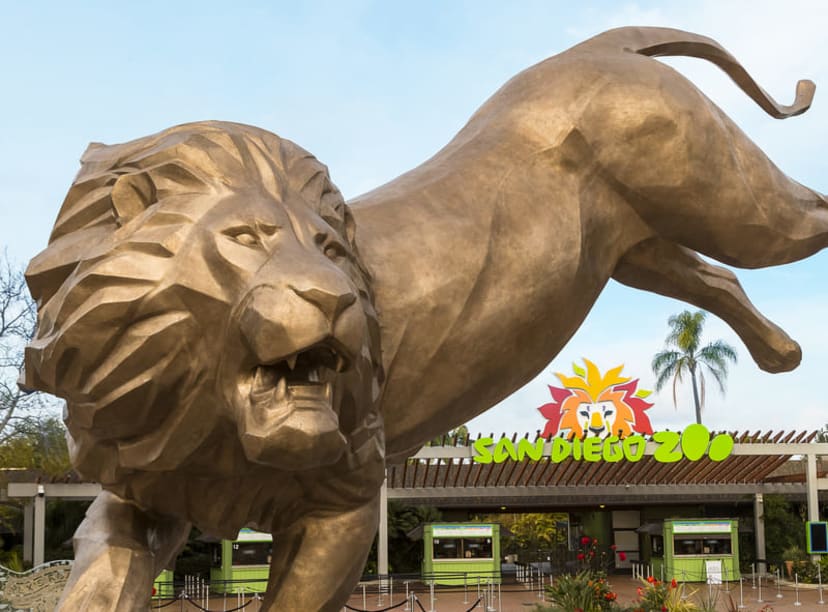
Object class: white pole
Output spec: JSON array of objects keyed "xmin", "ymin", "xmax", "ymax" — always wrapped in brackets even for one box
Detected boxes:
[
  {"xmin": 794, "ymin": 573, "xmax": 802, "ymax": 607},
  {"xmin": 757, "ymin": 572, "xmax": 763, "ymax": 603},
  {"xmin": 776, "ymin": 567, "xmax": 783, "ymax": 599}
]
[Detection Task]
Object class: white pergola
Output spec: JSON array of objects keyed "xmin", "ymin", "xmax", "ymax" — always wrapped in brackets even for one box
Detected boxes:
[{"xmin": 3, "ymin": 432, "xmax": 826, "ymax": 573}]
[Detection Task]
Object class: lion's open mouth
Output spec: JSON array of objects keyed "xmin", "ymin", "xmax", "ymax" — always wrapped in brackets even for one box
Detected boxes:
[{"xmin": 248, "ymin": 344, "xmax": 348, "ymax": 409}]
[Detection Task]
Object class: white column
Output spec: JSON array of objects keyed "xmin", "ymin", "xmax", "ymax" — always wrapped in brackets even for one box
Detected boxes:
[
  {"xmin": 33, "ymin": 487, "xmax": 46, "ymax": 567},
  {"xmin": 22, "ymin": 501, "xmax": 33, "ymax": 564},
  {"xmin": 753, "ymin": 493, "xmax": 766, "ymax": 574},
  {"xmin": 806, "ymin": 453, "xmax": 819, "ymax": 522},
  {"xmin": 378, "ymin": 476, "xmax": 388, "ymax": 576},
  {"xmin": 806, "ymin": 452, "xmax": 820, "ymax": 562}
]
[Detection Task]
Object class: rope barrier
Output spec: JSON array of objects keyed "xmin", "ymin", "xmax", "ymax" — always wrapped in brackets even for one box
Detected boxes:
[
  {"xmin": 178, "ymin": 593, "xmax": 257, "ymax": 612},
  {"xmin": 464, "ymin": 596, "xmax": 482, "ymax": 611},
  {"xmin": 344, "ymin": 597, "xmax": 408, "ymax": 611},
  {"xmin": 412, "ymin": 594, "xmax": 428, "ymax": 612}
]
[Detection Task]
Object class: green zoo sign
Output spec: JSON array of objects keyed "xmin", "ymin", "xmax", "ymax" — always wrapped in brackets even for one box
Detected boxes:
[{"xmin": 473, "ymin": 424, "xmax": 734, "ymax": 464}]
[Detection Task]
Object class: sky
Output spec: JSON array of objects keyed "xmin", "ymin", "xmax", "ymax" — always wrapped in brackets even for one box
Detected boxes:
[{"xmin": 0, "ymin": 1, "xmax": 826, "ymax": 439}]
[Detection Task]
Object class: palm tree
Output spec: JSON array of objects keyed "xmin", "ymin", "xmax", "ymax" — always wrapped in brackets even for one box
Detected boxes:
[{"xmin": 652, "ymin": 310, "xmax": 737, "ymax": 425}]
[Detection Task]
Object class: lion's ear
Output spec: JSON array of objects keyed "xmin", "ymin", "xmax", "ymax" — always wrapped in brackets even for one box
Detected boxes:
[{"xmin": 111, "ymin": 172, "xmax": 156, "ymax": 226}]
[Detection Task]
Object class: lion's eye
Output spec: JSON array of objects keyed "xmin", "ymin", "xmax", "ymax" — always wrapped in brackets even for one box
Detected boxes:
[
  {"xmin": 324, "ymin": 243, "xmax": 346, "ymax": 262},
  {"xmin": 223, "ymin": 227, "xmax": 262, "ymax": 248}
]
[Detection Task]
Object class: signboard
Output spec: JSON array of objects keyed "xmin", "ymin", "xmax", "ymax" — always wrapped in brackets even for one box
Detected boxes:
[
  {"xmin": 470, "ymin": 359, "xmax": 735, "ymax": 466},
  {"xmin": 538, "ymin": 359, "xmax": 654, "ymax": 440},
  {"xmin": 236, "ymin": 528, "xmax": 273, "ymax": 542},
  {"xmin": 432, "ymin": 524, "xmax": 494, "ymax": 538},
  {"xmin": 807, "ymin": 521, "xmax": 828, "ymax": 554},
  {"xmin": 673, "ymin": 521, "xmax": 732, "ymax": 534},
  {"xmin": 705, "ymin": 560, "xmax": 723, "ymax": 584}
]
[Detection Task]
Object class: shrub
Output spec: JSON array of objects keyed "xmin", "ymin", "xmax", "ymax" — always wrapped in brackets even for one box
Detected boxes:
[{"xmin": 541, "ymin": 570, "xmax": 619, "ymax": 612}]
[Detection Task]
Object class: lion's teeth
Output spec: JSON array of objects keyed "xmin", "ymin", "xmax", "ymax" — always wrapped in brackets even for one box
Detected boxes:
[
  {"xmin": 308, "ymin": 368, "xmax": 320, "ymax": 383},
  {"xmin": 324, "ymin": 382, "xmax": 332, "ymax": 400},
  {"xmin": 335, "ymin": 355, "xmax": 346, "ymax": 373},
  {"xmin": 275, "ymin": 377, "xmax": 287, "ymax": 400},
  {"xmin": 286, "ymin": 355, "xmax": 297, "ymax": 371}
]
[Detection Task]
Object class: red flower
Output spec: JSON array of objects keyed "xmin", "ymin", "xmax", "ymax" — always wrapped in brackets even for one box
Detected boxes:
[
  {"xmin": 593, "ymin": 538, "xmax": 598, "ymax": 545},
  {"xmin": 581, "ymin": 535, "xmax": 591, "ymax": 545},
  {"xmin": 637, "ymin": 587, "xmax": 643, "ymax": 596},
  {"xmin": 647, "ymin": 575, "xmax": 655, "ymax": 583},
  {"xmin": 661, "ymin": 607, "xmax": 667, "ymax": 612},
  {"xmin": 577, "ymin": 552, "xmax": 585, "ymax": 560},
  {"xmin": 589, "ymin": 550, "xmax": 595, "ymax": 557},
  {"xmin": 671, "ymin": 578, "xmax": 678, "ymax": 588},
  {"xmin": 610, "ymin": 544, "xmax": 617, "ymax": 550},
  {"xmin": 619, "ymin": 552, "xmax": 627, "ymax": 561}
]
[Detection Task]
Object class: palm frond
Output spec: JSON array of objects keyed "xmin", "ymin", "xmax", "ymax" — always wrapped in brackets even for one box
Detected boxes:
[
  {"xmin": 704, "ymin": 362, "xmax": 728, "ymax": 395},
  {"xmin": 665, "ymin": 310, "xmax": 706, "ymax": 354}
]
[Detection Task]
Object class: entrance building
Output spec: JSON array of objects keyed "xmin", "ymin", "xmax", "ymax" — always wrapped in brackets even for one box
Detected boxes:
[{"xmin": 380, "ymin": 430, "xmax": 828, "ymax": 577}]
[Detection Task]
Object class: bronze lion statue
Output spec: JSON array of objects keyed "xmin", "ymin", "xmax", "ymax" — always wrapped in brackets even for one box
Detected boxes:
[{"xmin": 22, "ymin": 27, "xmax": 827, "ymax": 610}]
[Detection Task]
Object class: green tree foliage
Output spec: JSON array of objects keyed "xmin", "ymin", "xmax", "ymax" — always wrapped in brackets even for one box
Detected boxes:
[
  {"xmin": 762, "ymin": 494, "xmax": 806, "ymax": 562},
  {"xmin": 427, "ymin": 425, "xmax": 469, "ymax": 446},
  {"xmin": 478, "ymin": 512, "xmax": 569, "ymax": 564},
  {"xmin": 652, "ymin": 310, "xmax": 737, "ymax": 425},
  {"xmin": 364, "ymin": 502, "xmax": 442, "ymax": 574}
]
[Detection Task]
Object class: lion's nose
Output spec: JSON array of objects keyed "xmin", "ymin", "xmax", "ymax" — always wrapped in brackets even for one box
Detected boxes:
[{"xmin": 289, "ymin": 285, "xmax": 356, "ymax": 322}]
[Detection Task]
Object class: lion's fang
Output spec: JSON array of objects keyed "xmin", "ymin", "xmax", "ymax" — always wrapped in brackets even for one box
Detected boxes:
[
  {"xmin": 286, "ymin": 355, "xmax": 297, "ymax": 371},
  {"xmin": 275, "ymin": 377, "xmax": 287, "ymax": 400}
]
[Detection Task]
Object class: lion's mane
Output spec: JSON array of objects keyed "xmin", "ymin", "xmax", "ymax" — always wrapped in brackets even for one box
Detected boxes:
[{"xmin": 23, "ymin": 122, "xmax": 384, "ymax": 534}]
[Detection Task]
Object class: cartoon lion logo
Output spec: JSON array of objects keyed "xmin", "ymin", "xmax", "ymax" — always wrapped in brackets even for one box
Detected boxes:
[
  {"xmin": 23, "ymin": 121, "xmax": 385, "ymax": 535},
  {"xmin": 539, "ymin": 359, "xmax": 654, "ymax": 439}
]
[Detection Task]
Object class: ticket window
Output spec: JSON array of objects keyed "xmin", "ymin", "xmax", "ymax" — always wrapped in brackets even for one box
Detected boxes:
[
  {"xmin": 433, "ymin": 538, "xmax": 493, "ymax": 559},
  {"xmin": 232, "ymin": 542, "xmax": 272, "ymax": 566},
  {"xmin": 674, "ymin": 535, "xmax": 731, "ymax": 556}
]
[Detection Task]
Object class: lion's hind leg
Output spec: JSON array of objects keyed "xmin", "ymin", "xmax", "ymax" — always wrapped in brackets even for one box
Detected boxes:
[
  {"xmin": 57, "ymin": 490, "xmax": 190, "ymax": 611},
  {"xmin": 613, "ymin": 237, "xmax": 801, "ymax": 373}
]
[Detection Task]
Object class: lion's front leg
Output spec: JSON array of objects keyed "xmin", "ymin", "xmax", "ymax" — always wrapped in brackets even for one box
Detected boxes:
[
  {"xmin": 261, "ymin": 494, "xmax": 380, "ymax": 612},
  {"xmin": 57, "ymin": 490, "xmax": 190, "ymax": 611},
  {"xmin": 614, "ymin": 237, "xmax": 801, "ymax": 373}
]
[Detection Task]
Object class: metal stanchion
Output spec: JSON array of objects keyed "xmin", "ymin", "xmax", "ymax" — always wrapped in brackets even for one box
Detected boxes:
[
  {"xmin": 429, "ymin": 580, "xmax": 435, "ymax": 612},
  {"xmin": 738, "ymin": 577, "xmax": 746, "ymax": 610},
  {"xmin": 793, "ymin": 572, "xmax": 802, "ymax": 607},
  {"xmin": 751, "ymin": 563, "xmax": 756, "ymax": 589},
  {"xmin": 757, "ymin": 572, "xmax": 763, "ymax": 603},
  {"xmin": 538, "ymin": 569, "xmax": 544, "ymax": 600},
  {"xmin": 405, "ymin": 581, "xmax": 411, "ymax": 611},
  {"xmin": 464, "ymin": 573, "xmax": 469, "ymax": 604},
  {"xmin": 819, "ymin": 564, "xmax": 825, "ymax": 605},
  {"xmin": 362, "ymin": 583, "xmax": 367, "ymax": 610},
  {"xmin": 776, "ymin": 567, "xmax": 783, "ymax": 599}
]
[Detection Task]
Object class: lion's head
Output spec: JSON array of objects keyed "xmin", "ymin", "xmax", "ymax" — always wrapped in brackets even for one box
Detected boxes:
[{"xmin": 24, "ymin": 121, "xmax": 384, "ymax": 484}]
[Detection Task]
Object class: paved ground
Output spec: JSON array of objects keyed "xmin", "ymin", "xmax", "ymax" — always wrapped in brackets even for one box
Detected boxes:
[
  {"xmin": 344, "ymin": 575, "xmax": 828, "ymax": 611},
  {"xmin": 151, "ymin": 576, "xmax": 828, "ymax": 610}
]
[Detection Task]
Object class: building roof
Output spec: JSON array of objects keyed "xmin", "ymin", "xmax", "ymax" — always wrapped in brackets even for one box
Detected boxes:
[{"xmin": 387, "ymin": 431, "xmax": 828, "ymax": 508}]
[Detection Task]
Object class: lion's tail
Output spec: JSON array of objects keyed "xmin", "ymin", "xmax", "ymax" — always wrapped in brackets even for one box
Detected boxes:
[{"xmin": 580, "ymin": 26, "xmax": 815, "ymax": 119}]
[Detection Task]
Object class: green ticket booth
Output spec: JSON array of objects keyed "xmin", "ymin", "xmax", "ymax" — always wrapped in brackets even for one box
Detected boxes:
[
  {"xmin": 650, "ymin": 519, "xmax": 740, "ymax": 582},
  {"xmin": 210, "ymin": 528, "xmax": 272, "ymax": 593},
  {"xmin": 152, "ymin": 569, "xmax": 174, "ymax": 598},
  {"xmin": 422, "ymin": 523, "xmax": 501, "ymax": 585}
]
